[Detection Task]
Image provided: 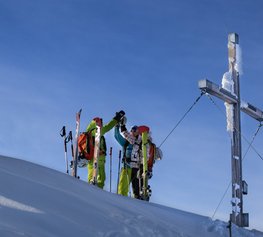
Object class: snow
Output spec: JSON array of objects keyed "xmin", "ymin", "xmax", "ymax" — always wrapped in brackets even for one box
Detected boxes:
[
  {"xmin": 222, "ymin": 72, "xmax": 234, "ymax": 93},
  {"xmin": 222, "ymin": 72, "xmax": 234, "ymax": 132},
  {"xmin": 0, "ymin": 155, "xmax": 262, "ymax": 237},
  {"xmin": 221, "ymin": 40, "xmax": 243, "ymax": 133},
  {"xmin": 0, "ymin": 196, "xmax": 43, "ymax": 214},
  {"xmin": 241, "ymin": 100, "xmax": 249, "ymax": 109}
]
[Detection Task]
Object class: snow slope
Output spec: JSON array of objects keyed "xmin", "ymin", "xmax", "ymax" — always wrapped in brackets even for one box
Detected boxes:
[{"xmin": 0, "ymin": 156, "xmax": 262, "ymax": 237}]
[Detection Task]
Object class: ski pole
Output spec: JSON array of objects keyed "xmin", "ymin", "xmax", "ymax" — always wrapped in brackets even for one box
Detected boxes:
[
  {"xmin": 66, "ymin": 131, "xmax": 74, "ymax": 158},
  {"xmin": 116, "ymin": 150, "xmax": 121, "ymax": 194},
  {"xmin": 117, "ymin": 150, "xmax": 122, "ymax": 192},
  {"xmin": 109, "ymin": 147, "xmax": 113, "ymax": 193},
  {"xmin": 66, "ymin": 131, "xmax": 74, "ymax": 171},
  {"xmin": 60, "ymin": 126, "xmax": 69, "ymax": 174}
]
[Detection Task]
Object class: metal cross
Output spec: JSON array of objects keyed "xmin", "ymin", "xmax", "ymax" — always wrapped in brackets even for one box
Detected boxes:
[{"xmin": 198, "ymin": 33, "xmax": 263, "ymax": 227}]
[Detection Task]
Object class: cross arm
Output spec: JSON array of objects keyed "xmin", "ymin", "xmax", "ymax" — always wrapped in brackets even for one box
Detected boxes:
[
  {"xmin": 198, "ymin": 79, "xmax": 237, "ymax": 104},
  {"xmin": 241, "ymin": 102, "xmax": 263, "ymax": 122},
  {"xmin": 198, "ymin": 79, "xmax": 263, "ymax": 122}
]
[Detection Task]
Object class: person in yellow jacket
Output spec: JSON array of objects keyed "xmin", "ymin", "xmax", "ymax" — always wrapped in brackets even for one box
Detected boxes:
[{"xmin": 86, "ymin": 110, "xmax": 125, "ymax": 189}]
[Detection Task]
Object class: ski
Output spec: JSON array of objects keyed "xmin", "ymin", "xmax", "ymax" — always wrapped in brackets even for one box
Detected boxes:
[
  {"xmin": 71, "ymin": 109, "xmax": 82, "ymax": 178},
  {"xmin": 141, "ymin": 126, "xmax": 151, "ymax": 201},
  {"xmin": 92, "ymin": 124, "xmax": 101, "ymax": 185}
]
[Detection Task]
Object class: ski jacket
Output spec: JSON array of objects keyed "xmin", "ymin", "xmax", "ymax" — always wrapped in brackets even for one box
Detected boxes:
[
  {"xmin": 122, "ymin": 130, "xmax": 143, "ymax": 169},
  {"xmin": 114, "ymin": 126, "xmax": 132, "ymax": 158},
  {"xmin": 86, "ymin": 118, "xmax": 117, "ymax": 136},
  {"xmin": 86, "ymin": 118, "xmax": 118, "ymax": 155}
]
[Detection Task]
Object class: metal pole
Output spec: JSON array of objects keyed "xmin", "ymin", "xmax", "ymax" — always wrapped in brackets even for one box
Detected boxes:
[
  {"xmin": 116, "ymin": 150, "xmax": 121, "ymax": 194},
  {"xmin": 66, "ymin": 131, "xmax": 74, "ymax": 172},
  {"xmin": 69, "ymin": 131, "xmax": 74, "ymax": 159},
  {"xmin": 228, "ymin": 33, "xmax": 244, "ymax": 227},
  {"xmin": 227, "ymin": 220, "xmax": 232, "ymax": 237},
  {"xmin": 60, "ymin": 126, "xmax": 69, "ymax": 174},
  {"xmin": 109, "ymin": 147, "xmax": 113, "ymax": 192}
]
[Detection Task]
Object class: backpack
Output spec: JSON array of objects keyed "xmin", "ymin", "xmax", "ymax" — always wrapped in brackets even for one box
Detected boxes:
[
  {"xmin": 136, "ymin": 125, "xmax": 163, "ymax": 170},
  {"xmin": 138, "ymin": 125, "xmax": 150, "ymax": 134},
  {"xmin": 78, "ymin": 131, "xmax": 95, "ymax": 160},
  {"xmin": 78, "ymin": 131, "xmax": 107, "ymax": 160},
  {"xmin": 148, "ymin": 143, "xmax": 155, "ymax": 172}
]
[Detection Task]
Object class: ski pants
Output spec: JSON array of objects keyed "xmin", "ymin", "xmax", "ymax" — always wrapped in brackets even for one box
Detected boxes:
[
  {"xmin": 87, "ymin": 155, "xmax": 106, "ymax": 189},
  {"xmin": 117, "ymin": 167, "xmax": 132, "ymax": 196},
  {"xmin": 131, "ymin": 167, "xmax": 143, "ymax": 199}
]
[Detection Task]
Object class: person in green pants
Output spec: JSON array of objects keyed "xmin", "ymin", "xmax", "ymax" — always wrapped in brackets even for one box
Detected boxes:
[
  {"xmin": 86, "ymin": 110, "xmax": 125, "ymax": 189},
  {"xmin": 114, "ymin": 124, "xmax": 133, "ymax": 196}
]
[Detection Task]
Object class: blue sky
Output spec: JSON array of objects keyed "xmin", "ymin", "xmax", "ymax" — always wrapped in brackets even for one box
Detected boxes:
[{"xmin": 0, "ymin": 0, "xmax": 263, "ymax": 231}]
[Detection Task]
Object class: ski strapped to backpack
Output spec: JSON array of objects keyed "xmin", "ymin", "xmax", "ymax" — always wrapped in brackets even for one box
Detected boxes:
[
  {"xmin": 91, "ymin": 124, "xmax": 101, "ymax": 185},
  {"xmin": 137, "ymin": 125, "xmax": 163, "ymax": 201},
  {"xmin": 140, "ymin": 126, "xmax": 151, "ymax": 201}
]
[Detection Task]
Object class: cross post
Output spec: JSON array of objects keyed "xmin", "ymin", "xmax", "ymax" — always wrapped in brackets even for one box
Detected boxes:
[{"xmin": 198, "ymin": 33, "xmax": 263, "ymax": 227}]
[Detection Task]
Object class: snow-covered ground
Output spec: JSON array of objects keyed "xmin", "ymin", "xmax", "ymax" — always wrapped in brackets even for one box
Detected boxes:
[{"xmin": 0, "ymin": 155, "xmax": 262, "ymax": 237}]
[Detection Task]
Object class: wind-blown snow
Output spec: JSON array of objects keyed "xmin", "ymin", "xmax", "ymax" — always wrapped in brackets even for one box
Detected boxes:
[
  {"xmin": 222, "ymin": 72, "xmax": 234, "ymax": 132},
  {"xmin": 0, "ymin": 156, "xmax": 262, "ymax": 237},
  {"xmin": 0, "ymin": 195, "xmax": 43, "ymax": 214},
  {"xmin": 221, "ymin": 41, "xmax": 243, "ymax": 133}
]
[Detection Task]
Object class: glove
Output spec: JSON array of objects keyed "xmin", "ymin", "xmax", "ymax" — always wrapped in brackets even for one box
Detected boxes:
[
  {"xmin": 120, "ymin": 125, "xmax": 127, "ymax": 132},
  {"xmin": 114, "ymin": 110, "xmax": 125, "ymax": 122},
  {"xmin": 147, "ymin": 171, "xmax": 153, "ymax": 179}
]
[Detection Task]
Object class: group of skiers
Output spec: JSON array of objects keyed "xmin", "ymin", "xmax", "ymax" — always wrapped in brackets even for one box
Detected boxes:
[{"xmin": 78, "ymin": 110, "xmax": 161, "ymax": 201}]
